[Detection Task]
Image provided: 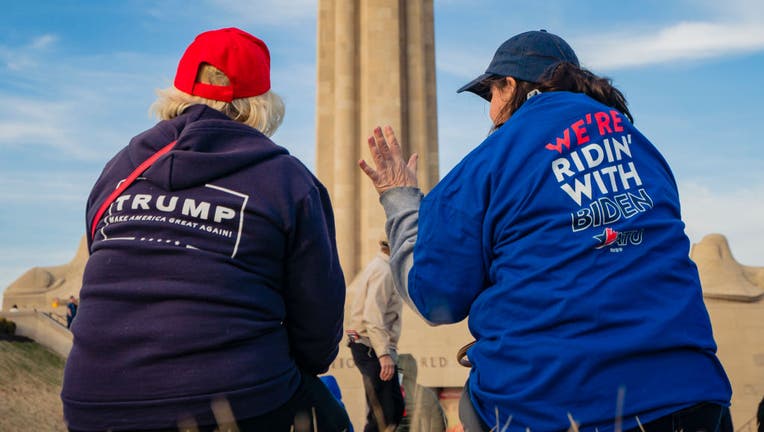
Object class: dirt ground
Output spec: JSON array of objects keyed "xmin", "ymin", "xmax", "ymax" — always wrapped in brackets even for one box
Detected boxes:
[{"xmin": 0, "ymin": 338, "xmax": 68, "ymax": 431}]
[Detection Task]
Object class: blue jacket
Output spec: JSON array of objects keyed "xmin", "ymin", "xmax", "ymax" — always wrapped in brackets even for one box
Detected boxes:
[
  {"xmin": 394, "ymin": 92, "xmax": 730, "ymax": 431},
  {"xmin": 62, "ymin": 105, "xmax": 345, "ymax": 430}
]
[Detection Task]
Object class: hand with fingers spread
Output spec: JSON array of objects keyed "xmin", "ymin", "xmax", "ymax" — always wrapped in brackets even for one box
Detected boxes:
[{"xmin": 359, "ymin": 125, "xmax": 419, "ymax": 195}]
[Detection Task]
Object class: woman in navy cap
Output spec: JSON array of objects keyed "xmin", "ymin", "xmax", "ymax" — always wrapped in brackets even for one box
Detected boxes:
[
  {"xmin": 360, "ymin": 30, "xmax": 732, "ymax": 432},
  {"xmin": 62, "ymin": 28, "xmax": 350, "ymax": 432}
]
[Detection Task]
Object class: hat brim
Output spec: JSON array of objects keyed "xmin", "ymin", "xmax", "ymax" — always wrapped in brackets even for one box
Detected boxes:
[{"xmin": 456, "ymin": 72, "xmax": 494, "ymax": 101}]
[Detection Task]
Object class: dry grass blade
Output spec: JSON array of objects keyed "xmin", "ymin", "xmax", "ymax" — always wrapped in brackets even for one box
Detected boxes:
[
  {"xmin": 490, "ymin": 406, "xmax": 500, "ymax": 432},
  {"xmin": 499, "ymin": 414, "xmax": 513, "ymax": 432},
  {"xmin": 567, "ymin": 412, "xmax": 580, "ymax": 432},
  {"xmin": 635, "ymin": 415, "xmax": 645, "ymax": 432},
  {"xmin": 176, "ymin": 416, "xmax": 200, "ymax": 432},
  {"xmin": 211, "ymin": 397, "xmax": 239, "ymax": 432},
  {"xmin": 614, "ymin": 386, "xmax": 625, "ymax": 432}
]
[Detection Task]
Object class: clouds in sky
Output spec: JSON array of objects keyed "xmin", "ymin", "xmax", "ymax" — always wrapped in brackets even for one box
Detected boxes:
[
  {"xmin": 579, "ymin": 0, "xmax": 764, "ymax": 70},
  {"xmin": 0, "ymin": 33, "xmax": 174, "ymax": 161},
  {"xmin": 2, "ymin": 31, "xmax": 50, "ymax": 71},
  {"xmin": 0, "ymin": 95, "xmax": 127, "ymax": 161},
  {"xmin": 679, "ymin": 181, "xmax": 764, "ymax": 266},
  {"xmin": 1, "ymin": 33, "xmax": 57, "ymax": 72},
  {"xmin": 438, "ymin": 0, "xmax": 764, "ymax": 78},
  {"xmin": 207, "ymin": 0, "xmax": 317, "ymax": 25},
  {"xmin": 579, "ymin": 20, "xmax": 764, "ymax": 71}
]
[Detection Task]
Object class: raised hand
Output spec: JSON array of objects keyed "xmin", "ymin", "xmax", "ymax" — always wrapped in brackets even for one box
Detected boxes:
[{"xmin": 358, "ymin": 125, "xmax": 419, "ymax": 195}]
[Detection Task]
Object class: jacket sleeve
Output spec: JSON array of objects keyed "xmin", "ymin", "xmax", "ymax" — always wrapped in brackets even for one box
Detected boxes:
[
  {"xmin": 282, "ymin": 184, "xmax": 345, "ymax": 374},
  {"xmin": 379, "ymin": 187, "xmax": 435, "ymax": 325},
  {"xmin": 381, "ymin": 187, "xmax": 486, "ymax": 325},
  {"xmin": 362, "ymin": 260, "xmax": 396, "ymax": 357}
]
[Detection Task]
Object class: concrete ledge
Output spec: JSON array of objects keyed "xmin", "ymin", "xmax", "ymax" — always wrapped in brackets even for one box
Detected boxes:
[{"xmin": 0, "ymin": 310, "xmax": 72, "ymax": 358}]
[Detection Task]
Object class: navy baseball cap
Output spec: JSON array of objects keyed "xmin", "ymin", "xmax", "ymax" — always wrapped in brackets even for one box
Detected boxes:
[{"xmin": 457, "ymin": 30, "xmax": 579, "ymax": 100}]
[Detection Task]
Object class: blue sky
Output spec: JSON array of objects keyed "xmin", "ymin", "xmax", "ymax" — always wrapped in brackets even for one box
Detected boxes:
[{"xmin": 1, "ymin": 0, "xmax": 763, "ymax": 302}]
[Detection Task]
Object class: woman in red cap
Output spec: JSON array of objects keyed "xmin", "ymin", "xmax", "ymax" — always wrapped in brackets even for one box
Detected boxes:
[
  {"xmin": 62, "ymin": 28, "xmax": 350, "ymax": 432},
  {"xmin": 360, "ymin": 30, "xmax": 732, "ymax": 432}
]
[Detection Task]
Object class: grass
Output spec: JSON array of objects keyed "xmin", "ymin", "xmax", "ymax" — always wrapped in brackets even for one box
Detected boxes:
[
  {"xmin": 0, "ymin": 336, "xmax": 710, "ymax": 432},
  {"xmin": 0, "ymin": 338, "xmax": 68, "ymax": 431}
]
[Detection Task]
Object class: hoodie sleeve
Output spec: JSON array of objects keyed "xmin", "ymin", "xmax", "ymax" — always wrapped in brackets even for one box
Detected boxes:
[
  {"xmin": 381, "ymin": 186, "xmax": 485, "ymax": 325},
  {"xmin": 282, "ymin": 183, "xmax": 345, "ymax": 375},
  {"xmin": 379, "ymin": 187, "xmax": 434, "ymax": 325}
]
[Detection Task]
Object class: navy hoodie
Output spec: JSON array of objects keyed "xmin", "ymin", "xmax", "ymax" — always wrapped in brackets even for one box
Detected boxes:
[{"xmin": 62, "ymin": 105, "xmax": 345, "ymax": 431}]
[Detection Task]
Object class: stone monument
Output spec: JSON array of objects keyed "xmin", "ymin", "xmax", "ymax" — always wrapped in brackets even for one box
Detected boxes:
[
  {"xmin": 2, "ymin": 235, "xmax": 86, "ymax": 314},
  {"xmin": 316, "ymin": 0, "xmax": 440, "ymax": 280},
  {"xmin": 690, "ymin": 234, "xmax": 764, "ymax": 427},
  {"xmin": 315, "ymin": 1, "xmax": 472, "ymax": 429}
]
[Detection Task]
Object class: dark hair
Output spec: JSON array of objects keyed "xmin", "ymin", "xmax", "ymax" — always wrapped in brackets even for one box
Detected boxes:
[{"xmin": 488, "ymin": 62, "xmax": 633, "ymax": 130}]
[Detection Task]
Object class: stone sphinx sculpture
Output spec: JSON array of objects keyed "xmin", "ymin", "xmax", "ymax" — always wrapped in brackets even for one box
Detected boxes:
[
  {"xmin": 2, "ymin": 236, "xmax": 87, "ymax": 314},
  {"xmin": 690, "ymin": 233, "xmax": 764, "ymax": 426}
]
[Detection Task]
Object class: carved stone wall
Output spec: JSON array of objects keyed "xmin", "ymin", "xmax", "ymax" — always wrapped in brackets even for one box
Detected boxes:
[
  {"xmin": 690, "ymin": 234, "xmax": 764, "ymax": 427},
  {"xmin": 2, "ymin": 235, "xmax": 86, "ymax": 314}
]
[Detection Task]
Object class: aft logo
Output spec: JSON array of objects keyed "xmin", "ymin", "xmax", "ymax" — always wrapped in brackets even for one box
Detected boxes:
[{"xmin": 593, "ymin": 228, "xmax": 643, "ymax": 251}]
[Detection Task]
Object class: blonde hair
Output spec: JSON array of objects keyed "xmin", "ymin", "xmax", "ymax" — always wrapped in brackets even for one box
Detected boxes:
[{"xmin": 150, "ymin": 63, "xmax": 285, "ymax": 137}]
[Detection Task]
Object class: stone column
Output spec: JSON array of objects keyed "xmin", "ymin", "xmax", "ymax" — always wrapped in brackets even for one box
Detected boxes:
[
  {"xmin": 316, "ymin": 0, "xmax": 439, "ymax": 281},
  {"xmin": 316, "ymin": 2, "xmax": 448, "ymax": 429}
]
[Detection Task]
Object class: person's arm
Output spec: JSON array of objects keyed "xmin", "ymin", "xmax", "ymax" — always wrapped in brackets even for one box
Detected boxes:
[
  {"xmin": 360, "ymin": 126, "xmax": 485, "ymax": 325},
  {"xmin": 362, "ymin": 260, "xmax": 396, "ymax": 358},
  {"xmin": 362, "ymin": 258, "xmax": 400, "ymax": 381},
  {"xmin": 358, "ymin": 127, "xmax": 432, "ymax": 324},
  {"xmin": 382, "ymin": 188, "xmax": 485, "ymax": 325},
  {"xmin": 377, "ymin": 187, "xmax": 435, "ymax": 325},
  {"xmin": 282, "ymin": 184, "xmax": 345, "ymax": 375}
]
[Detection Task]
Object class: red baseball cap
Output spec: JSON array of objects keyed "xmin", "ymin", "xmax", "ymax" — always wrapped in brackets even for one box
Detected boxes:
[{"xmin": 174, "ymin": 27, "xmax": 271, "ymax": 102}]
